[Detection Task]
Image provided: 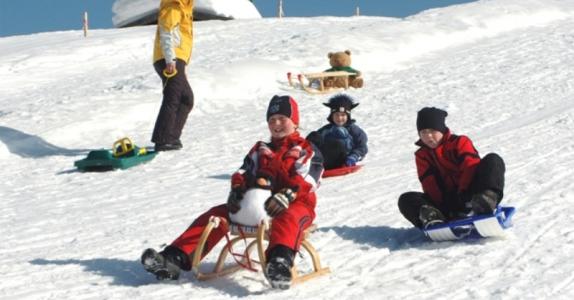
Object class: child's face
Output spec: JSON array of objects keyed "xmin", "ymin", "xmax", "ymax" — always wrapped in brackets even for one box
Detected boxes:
[
  {"xmin": 332, "ymin": 111, "xmax": 348, "ymax": 126},
  {"xmin": 419, "ymin": 129, "xmax": 444, "ymax": 149},
  {"xmin": 268, "ymin": 114, "xmax": 297, "ymax": 139}
]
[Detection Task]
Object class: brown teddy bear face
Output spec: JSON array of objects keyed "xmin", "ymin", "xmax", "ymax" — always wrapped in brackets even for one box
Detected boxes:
[{"xmin": 328, "ymin": 50, "xmax": 352, "ymax": 67}]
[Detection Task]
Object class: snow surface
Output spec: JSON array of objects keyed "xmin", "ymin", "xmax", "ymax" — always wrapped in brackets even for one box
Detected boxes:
[
  {"xmin": 2, "ymin": 0, "xmax": 574, "ymax": 298},
  {"xmin": 112, "ymin": 0, "xmax": 262, "ymax": 27}
]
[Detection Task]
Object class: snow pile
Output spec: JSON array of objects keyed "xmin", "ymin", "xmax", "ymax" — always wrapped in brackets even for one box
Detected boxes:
[{"xmin": 1, "ymin": 0, "xmax": 574, "ymax": 299}]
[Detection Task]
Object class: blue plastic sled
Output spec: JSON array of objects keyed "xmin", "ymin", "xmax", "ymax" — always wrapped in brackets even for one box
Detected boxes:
[{"xmin": 423, "ymin": 206, "xmax": 516, "ymax": 241}]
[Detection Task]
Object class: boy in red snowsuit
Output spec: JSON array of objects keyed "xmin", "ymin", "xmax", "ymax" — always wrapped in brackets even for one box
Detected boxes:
[
  {"xmin": 141, "ymin": 95, "xmax": 323, "ymax": 289},
  {"xmin": 398, "ymin": 107, "xmax": 506, "ymax": 228}
]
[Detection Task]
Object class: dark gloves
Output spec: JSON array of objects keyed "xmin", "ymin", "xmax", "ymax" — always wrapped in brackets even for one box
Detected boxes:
[
  {"xmin": 264, "ymin": 188, "xmax": 297, "ymax": 217},
  {"xmin": 227, "ymin": 187, "xmax": 244, "ymax": 214}
]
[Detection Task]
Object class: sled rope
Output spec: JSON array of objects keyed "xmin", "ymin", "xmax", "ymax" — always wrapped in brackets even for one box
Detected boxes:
[{"xmin": 223, "ymin": 226, "xmax": 258, "ymax": 272}]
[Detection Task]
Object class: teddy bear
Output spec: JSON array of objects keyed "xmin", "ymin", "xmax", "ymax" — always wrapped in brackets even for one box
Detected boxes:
[{"xmin": 323, "ymin": 50, "xmax": 364, "ymax": 89}]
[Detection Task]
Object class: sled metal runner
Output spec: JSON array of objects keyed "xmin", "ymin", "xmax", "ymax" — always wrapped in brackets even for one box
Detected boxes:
[
  {"xmin": 191, "ymin": 216, "xmax": 330, "ymax": 285},
  {"xmin": 288, "ymin": 71, "xmax": 358, "ymax": 94},
  {"xmin": 423, "ymin": 206, "xmax": 516, "ymax": 241}
]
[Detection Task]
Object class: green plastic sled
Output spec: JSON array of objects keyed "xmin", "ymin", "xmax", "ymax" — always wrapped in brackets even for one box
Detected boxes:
[{"xmin": 74, "ymin": 137, "xmax": 157, "ymax": 171}]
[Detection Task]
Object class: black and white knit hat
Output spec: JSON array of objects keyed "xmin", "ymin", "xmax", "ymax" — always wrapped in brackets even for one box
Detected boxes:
[
  {"xmin": 323, "ymin": 94, "xmax": 359, "ymax": 113},
  {"xmin": 323, "ymin": 94, "xmax": 359, "ymax": 124}
]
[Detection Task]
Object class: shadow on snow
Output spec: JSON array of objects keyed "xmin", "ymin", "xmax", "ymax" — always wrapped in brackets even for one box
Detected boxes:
[
  {"xmin": 207, "ymin": 173, "xmax": 232, "ymax": 181},
  {"xmin": 320, "ymin": 225, "xmax": 490, "ymax": 250},
  {"xmin": 0, "ymin": 126, "xmax": 89, "ymax": 158},
  {"xmin": 319, "ymin": 225, "xmax": 428, "ymax": 250},
  {"xmin": 30, "ymin": 258, "xmax": 154, "ymax": 287},
  {"xmin": 29, "ymin": 257, "xmax": 261, "ymax": 296}
]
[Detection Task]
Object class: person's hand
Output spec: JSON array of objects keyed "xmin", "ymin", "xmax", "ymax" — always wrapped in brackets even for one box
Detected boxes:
[
  {"xmin": 345, "ymin": 155, "xmax": 358, "ymax": 166},
  {"xmin": 264, "ymin": 188, "xmax": 296, "ymax": 217},
  {"xmin": 227, "ymin": 186, "xmax": 244, "ymax": 214},
  {"xmin": 164, "ymin": 62, "xmax": 176, "ymax": 76}
]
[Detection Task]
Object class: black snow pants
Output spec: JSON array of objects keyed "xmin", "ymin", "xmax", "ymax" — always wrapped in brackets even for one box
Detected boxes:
[
  {"xmin": 152, "ymin": 59, "xmax": 194, "ymax": 145},
  {"xmin": 306, "ymin": 131, "xmax": 347, "ymax": 170},
  {"xmin": 398, "ymin": 153, "xmax": 506, "ymax": 228}
]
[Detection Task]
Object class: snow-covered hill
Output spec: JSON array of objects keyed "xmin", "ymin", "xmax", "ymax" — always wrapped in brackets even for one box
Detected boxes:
[{"xmin": 1, "ymin": 0, "xmax": 574, "ymax": 299}]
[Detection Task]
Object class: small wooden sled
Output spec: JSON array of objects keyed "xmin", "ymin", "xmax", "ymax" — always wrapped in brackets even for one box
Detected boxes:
[
  {"xmin": 322, "ymin": 165, "xmax": 363, "ymax": 178},
  {"xmin": 423, "ymin": 206, "xmax": 516, "ymax": 242},
  {"xmin": 191, "ymin": 216, "xmax": 330, "ymax": 286},
  {"xmin": 288, "ymin": 71, "xmax": 359, "ymax": 94}
]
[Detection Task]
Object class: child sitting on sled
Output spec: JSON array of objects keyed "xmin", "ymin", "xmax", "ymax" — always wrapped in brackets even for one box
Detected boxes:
[
  {"xmin": 398, "ymin": 107, "xmax": 506, "ymax": 228},
  {"xmin": 141, "ymin": 95, "xmax": 324, "ymax": 289},
  {"xmin": 306, "ymin": 94, "xmax": 368, "ymax": 170}
]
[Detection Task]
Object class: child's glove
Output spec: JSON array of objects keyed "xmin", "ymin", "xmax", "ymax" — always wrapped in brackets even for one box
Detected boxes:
[
  {"xmin": 227, "ymin": 186, "xmax": 245, "ymax": 214},
  {"xmin": 345, "ymin": 155, "xmax": 358, "ymax": 166},
  {"xmin": 264, "ymin": 188, "xmax": 297, "ymax": 217}
]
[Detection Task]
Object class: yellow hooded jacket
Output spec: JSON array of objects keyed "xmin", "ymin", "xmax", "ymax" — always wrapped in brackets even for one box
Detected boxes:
[{"xmin": 153, "ymin": 0, "xmax": 194, "ymax": 64}]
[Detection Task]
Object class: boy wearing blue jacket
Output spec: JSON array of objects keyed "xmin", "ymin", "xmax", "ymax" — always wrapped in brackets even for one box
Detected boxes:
[{"xmin": 307, "ymin": 94, "xmax": 368, "ymax": 170}]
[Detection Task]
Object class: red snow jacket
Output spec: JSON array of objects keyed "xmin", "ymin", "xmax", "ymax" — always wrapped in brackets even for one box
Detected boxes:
[
  {"xmin": 230, "ymin": 131, "xmax": 323, "ymax": 210},
  {"xmin": 415, "ymin": 129, "xmax": 481, "ymax": 210}
]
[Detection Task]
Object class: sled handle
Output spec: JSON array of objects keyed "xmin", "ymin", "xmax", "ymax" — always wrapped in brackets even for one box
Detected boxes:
[
  {"xmin": 162, "ymin": 69, "xmax": 178, "ymax": 78},
  {"xmin": 112, "ymin": 137, "xmax": 134, "ymax": 157},
  {"xmin": 497, "ymin": 206, "xmax": 516, "ymax": 229},
  {"xmin": 192, "ymin": 216, "xmax": 226, "ymax": 275}
]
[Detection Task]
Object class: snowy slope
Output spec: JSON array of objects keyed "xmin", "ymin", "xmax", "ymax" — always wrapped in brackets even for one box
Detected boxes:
[{"xmin": 1, "ymin": 0, "xmax": 574, "ymax": 299}]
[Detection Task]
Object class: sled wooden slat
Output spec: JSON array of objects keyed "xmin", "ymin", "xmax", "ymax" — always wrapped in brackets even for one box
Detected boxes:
[
  {"xmin": 303, "ymin": 71, "xmax": 356, "ymax": 79},
  {"xmin": 290, "ymin": 239, "xmax": 331, "ymax": 285},
  {"xmin": 288, "ymin": 71, "xmax": 359, "ymax": 94},
  {"xmin": 191, "ymin": 217, "xmax": 329, "ymax": 286}
]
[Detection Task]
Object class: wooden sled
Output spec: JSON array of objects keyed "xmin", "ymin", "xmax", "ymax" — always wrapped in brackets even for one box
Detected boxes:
[
  {"xmin": 288, "ymin": 71, "xmax": 360, "ymax": 94},
  {"xmin": 191, "ymin": 216, "xmax": 330, "ymax": 286},
  {"xmin": 322, "ymin": 165, "xmax": 363, "ymax": 178}
]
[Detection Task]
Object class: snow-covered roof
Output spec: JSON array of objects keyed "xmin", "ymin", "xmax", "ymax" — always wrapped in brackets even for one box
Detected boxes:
[{"xmin": 112, "ymin": 0, "xmax": 262, "ymax": 27}]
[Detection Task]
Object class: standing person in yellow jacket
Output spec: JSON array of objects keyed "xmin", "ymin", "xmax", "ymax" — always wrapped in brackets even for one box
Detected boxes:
[{"xmin": 152, "ymin": 0, "xmax": 194, "ymax": 151}]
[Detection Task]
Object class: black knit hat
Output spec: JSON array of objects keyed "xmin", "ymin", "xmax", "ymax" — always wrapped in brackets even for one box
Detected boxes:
[{"xmin": 416, "ymin": 107, "xmax": 448, "ymax": 133}]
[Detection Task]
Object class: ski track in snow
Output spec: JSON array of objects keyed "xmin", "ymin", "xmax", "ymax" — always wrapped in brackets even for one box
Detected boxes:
[{"xmin": 1, "ymin": 0, "xmax": 574, "ymax": 299}]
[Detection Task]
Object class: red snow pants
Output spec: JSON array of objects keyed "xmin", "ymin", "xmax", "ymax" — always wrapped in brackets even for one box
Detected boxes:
[{"xmin": 170, "ymin": 201, "xmax": 315, "ymax": 259}]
